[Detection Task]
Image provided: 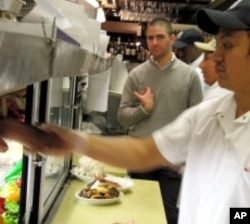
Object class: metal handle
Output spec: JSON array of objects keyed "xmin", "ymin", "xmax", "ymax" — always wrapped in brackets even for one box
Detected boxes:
[{"xmin": 32, "ymin": 158, "xmax": 46, "ymax": 167}]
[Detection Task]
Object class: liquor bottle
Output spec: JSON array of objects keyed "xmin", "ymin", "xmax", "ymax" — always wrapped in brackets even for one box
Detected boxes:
[
  {"xmin": 120, "ymin": 43, "xmax": 125, "ymax": 60},
  {"xmin": 140, "ymin": 46, "xmax": 146, "ymax": 62},
  {"xmin": 115, "ymin": 36, "xmax": 124, "ymax": 60},
  {"xmin": 136, "ymin": 44, "xmax": 142, "ymax": 62},
  {"xmin": 108, "ymin": 38, "xmax": 115, "ymax": 56},
  {"xmin": 124, "ymin": 39, "xmax": 131, "ymax": 61},
  {"xmin": 130, "ymin": 41, "xmax": 137, "ymax": 61}
]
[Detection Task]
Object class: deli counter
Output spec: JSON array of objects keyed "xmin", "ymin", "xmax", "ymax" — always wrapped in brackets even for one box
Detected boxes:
[
  {"xmin": 0, "ymin": 1, "xmax": 167, "ymax": 223},
  {"xmin": 45, "ymin": 161, "xmax": 167, "ymax": 224},
  {"xmin": 0, "ymin": 15, "xmax": 112, "ymax": 224}
]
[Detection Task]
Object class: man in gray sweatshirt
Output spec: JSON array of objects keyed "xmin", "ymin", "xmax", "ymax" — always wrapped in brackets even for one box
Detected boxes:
[{"xmin": 117, "ymin": 18, "xmax": 203, "ymax": 224}]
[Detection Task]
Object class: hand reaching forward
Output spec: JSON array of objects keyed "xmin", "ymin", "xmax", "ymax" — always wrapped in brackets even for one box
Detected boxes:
[
  {"xmin": 0, "ymin": 118, "xmax": 87, "ymax": 156},
  {"xmin": 133, "ymin": 86, "xmax": 154, "ymax": 113}
]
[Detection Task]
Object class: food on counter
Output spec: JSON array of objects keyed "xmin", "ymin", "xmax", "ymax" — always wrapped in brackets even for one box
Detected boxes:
[
  {"xmin": 80, "ymin": 185, "xmax": 119, "ymax": 199},
  {"xmin": 71, "ymin": 156, "xmax": 105, "ymax": 178},
  {"xmin": 71, "ymin": 166, "xmax": 104, "ymax": 178},
  {"xmin": 46, "ymin": 163, "xmax": 62, "ymax": 176},
  {"xmin": 79, "ymin": 180, "xmax": 120, "ymax": 199},
  {"xmin": 81, "ymin": 122, "xmax": 102, "ymax": 134},
  {"xmin": 45, "ymin": 157, "xmax": 64, "ymax": 177},
  {"xmin": 104, "ymin": 175, "xmax": 134, "ymax": 192},
  {"xmin": 88, "ymin": 177, "xmax": 121, "ymax": 188}
]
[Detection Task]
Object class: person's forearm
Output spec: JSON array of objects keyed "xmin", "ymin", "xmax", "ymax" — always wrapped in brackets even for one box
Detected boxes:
[
  {"xmin": 84, "ymin": 135, "xmax": 167, "ymax": 171},
  {"xmin": 0, "ymin": 120, "xmax": 170, "ymax": 172},
  {"xmin": 117, "ymin": 106, "xmax": 149, "ymax": 127}
]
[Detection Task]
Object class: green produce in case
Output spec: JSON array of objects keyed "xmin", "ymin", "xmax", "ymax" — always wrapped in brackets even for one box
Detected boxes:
[
  {"xmin": 3, "ymin": 200, "xmax": 19, "ymax": 224},
  {"xmin": 0, "ymin": 178, "xmax": 22, "ymax": 224}
]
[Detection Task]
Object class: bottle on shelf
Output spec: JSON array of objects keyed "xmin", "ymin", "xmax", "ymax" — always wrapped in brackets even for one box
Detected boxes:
[
  {"xmin": 140, "ymin": 46, "xmax": 146, "ymax": 62},
  {"xmin": 130, "ymin": 41, "xmax": 137, "ymax": 62},
  {"xmin": 107, "ymin": 37, "xmax": 115, "ymax": 56},
  {"xmin": 136, "ymin": 42, "xmax": 142, "ymax": 62},
  {"xmin": 136, "ymin": 47, "xmax": 142, "ymax": 62},
  {"xmin": 107, "ymin": 35, "xmax": 148, "ymax": 63},
  {"xmin": 124, "ymin": 38, "xmax": 132, "ymax": 61},
  {"xmin": 115, "ymin": 36, "xmax": 125, "ymax": 60}
]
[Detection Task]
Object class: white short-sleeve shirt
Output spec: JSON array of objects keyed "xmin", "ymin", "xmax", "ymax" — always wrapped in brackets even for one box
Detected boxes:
[{"xmin": 152, "ymin": 92, "xmax": 250, "ymax": 224}]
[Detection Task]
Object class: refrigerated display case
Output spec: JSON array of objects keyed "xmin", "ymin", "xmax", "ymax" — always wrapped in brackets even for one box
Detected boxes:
[
  {"xmin": 25, "ymin": 76, "xmax": 76, "ymax": 224},
  {"xmin": 0, "ymin": 76, "xmax": 78, "ymax": 224},
  {"xmin": 0, "ymin": 19, "xmax": 112, "ymax": 224}
]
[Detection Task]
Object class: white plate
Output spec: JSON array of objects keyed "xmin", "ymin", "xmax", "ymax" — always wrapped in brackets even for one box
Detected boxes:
[
  {"xmin": 75, "ymin": 190, "xmax": 124, "ymax": 205},
  {"xmin": 104, "ymin": 175, "xmax": 134, "ymax": 192},
  {"xmin": 70, "ymin": 170, "xmax": 95, "ymax": 183}
]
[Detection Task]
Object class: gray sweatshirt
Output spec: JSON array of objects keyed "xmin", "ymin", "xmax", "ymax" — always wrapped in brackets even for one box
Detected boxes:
[{"xmin": 117, "ymin": 56, "xmax": 203, "ymax": 137}]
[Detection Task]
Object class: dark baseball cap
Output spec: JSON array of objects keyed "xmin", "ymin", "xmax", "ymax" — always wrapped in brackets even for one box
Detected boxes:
[
  {"xmin": 196, "ymin": 0, "xmax": 250, "ymax": 35},
  {"xmin": 173, "ymin": 28, "xmax": 204, "ymax": 49}
]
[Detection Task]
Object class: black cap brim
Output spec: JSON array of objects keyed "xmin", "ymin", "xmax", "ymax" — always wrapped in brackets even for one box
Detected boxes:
[
  {"xmin": 196, "ymin": 8, "xmax": 250, "ymax": 35},
  {"xmin": 173, "ymin": 41, "xmax": 190, "ymax": 49}
]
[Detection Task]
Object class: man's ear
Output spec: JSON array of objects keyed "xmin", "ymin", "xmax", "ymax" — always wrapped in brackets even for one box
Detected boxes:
[{"xmin": 170, "ymin": 34, "xmax": 176, "ymax": 42}]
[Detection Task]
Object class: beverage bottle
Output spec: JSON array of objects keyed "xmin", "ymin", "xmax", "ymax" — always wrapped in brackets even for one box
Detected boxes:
[
  {"xmin": 130, "ymin": 41, "xmax": 137, "ymax": 62},
  {"xmin": 136, "ymin": 44, "xmax": 142, "ymax": 62},
  {"xmin": 108, "ymin": 38, "xmax": 115, "ymax": 56},
  {"xmin": 115, "ymin": 36, "xmax": 124, "ymax": 60},
  {"xmin": 125, "ymin": 39, "xmax": 131, "ymax": 61}
]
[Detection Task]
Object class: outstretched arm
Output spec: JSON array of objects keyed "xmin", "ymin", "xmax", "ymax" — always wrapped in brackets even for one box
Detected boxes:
[
  {"xmin": 86, "ymin": 134, "xmax": 166, "ymax": 171},
  {"xmin": 0, "ymin": 119, "xmax": 170, "ymax": 171}
]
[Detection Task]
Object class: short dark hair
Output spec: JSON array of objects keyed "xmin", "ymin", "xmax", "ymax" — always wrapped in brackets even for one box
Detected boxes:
[{"xmin": 146, "ymin": 17, "xmax": 174, "ymax": 36}]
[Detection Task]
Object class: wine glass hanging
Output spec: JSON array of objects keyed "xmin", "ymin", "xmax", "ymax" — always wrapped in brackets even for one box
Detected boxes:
[{"xmin": 118, "ymin": 0, "xmax": 179, "ymax": 23}]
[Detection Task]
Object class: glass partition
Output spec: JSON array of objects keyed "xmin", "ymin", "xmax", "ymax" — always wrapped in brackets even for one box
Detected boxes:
[{"xmin": 41, "ymin": 76, "xmax": 76, "ymax": 222}]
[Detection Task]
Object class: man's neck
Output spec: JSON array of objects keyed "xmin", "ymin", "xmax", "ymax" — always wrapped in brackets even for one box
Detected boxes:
[
  {"xmin": 153, "ymin": 52, "xmax": 173, "ymax": 68},
  {"xmin": 235, "ymin": 93, "xmax": 250, "ymax": 118}
]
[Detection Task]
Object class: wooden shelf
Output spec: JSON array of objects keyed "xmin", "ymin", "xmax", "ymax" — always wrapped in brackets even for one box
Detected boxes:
[{"xmin": 101, "ymin": 21, "xmax": 142, "ymax": 36}]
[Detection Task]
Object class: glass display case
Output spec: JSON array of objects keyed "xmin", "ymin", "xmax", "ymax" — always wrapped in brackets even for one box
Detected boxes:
[
  {"xmin": 27, "ymin": 76, "xmax": 76, "ymax": 224},
  {"xmin": 0, "ymin": 10, "xmax": 112, "ymax": 223},
  {"xmin": 0, "ymin": 76, "xmax": 77, "ymax": 224}
]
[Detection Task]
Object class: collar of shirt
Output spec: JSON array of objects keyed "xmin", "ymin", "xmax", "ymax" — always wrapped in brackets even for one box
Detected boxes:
[
  {"xmin": 212, "ymin": 92, "xmax": 250, "ymax": 123},
  {"xmin": 150, "ymin": 53, "xmax": 176, "ymax": 70},
  {"xmin": 190, "ymin": 53, "xmax": 204, "ymax": 68},
  {"xmin": 210, "ymin": 81, "xmax": 220, "ymax": 89}
]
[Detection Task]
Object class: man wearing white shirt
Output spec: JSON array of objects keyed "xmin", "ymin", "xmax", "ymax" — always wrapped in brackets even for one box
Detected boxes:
[
  {"xmin": 173, "ymin": 28, "xmax": 209, "ymax": 92},
  {"xmin": 194, "ymin": 39, "xmax": 231, "ymax": 101}
]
